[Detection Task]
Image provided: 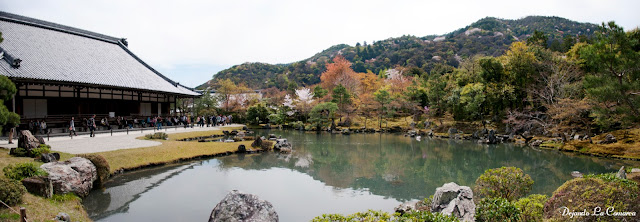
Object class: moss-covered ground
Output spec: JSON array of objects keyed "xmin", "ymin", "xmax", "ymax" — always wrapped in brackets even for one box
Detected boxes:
[{"xmin": 561, "ymin": 129, "xmax": 640, "ymax": 160}]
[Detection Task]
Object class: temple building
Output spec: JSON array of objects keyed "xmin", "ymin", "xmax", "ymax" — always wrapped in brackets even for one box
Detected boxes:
[{"xmin": 0, "ymin": 12, "xmax": 199, "ymax": 127}]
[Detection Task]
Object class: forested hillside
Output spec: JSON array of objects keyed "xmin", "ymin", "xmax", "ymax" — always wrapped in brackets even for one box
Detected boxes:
[{"xmin": 200, "ymin": 16, "xmax": 598, "ymax": 90}]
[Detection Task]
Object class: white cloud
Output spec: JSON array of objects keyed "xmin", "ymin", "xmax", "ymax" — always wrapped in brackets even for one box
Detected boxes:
[{"xmin": 1, "ymin": 0, "xmax": 639, "ymax": 87}]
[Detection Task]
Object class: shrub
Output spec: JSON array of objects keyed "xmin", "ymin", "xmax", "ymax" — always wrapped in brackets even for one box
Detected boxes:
[
  {"xmin": 543, "ymin": 176, "xmax": 640, "ymax": 221},
  {"xmin": 312, "ymin": 210, "xmax": 392, "ymax": 222},
  {"xmin": 415, "ymin": 195, "xmax": 434, "ymax": 212},
  {"xmin": 311, "ymin": 210, "xmax": 459, "ymax": 222},
  {"xmin": 9, "ymin": 147, "xmax": 29, "ymax": 157},
  {"xmin": 474, "ymin": 167, "xmax": 533, "ymax": 201},
  {"xmin": 10, "ymin": 144, "xmax": 51, "ymax": 158},
  {"xmin": 514, "ymin": 194, "xmax": 547, "ymax": 222},
  {"xmin": 399, "ymin": 211, "xmax": 460, "ymax": 221},
  {"xmin": 267, "ymin": 113, "xmax": 283, "ymax": 125},
  {"xmin": 31, "ymin": 144, "xmax": 51, "ymax": 157},
  {"xmin": 291, "ymin": 121, "xmax": 304, "ymax": 129},
  {"xmin": 145, "ymin": 132, "xmax": 168, "ymax": 140},
  {"xmin": 2, "ymin": 162, "xmax": 48, "ymax": 181},
  {"xmin": 475, "ymin": 197, "xmax": 521, "ymax": 222},
  {"xmin": 0, "ymin": 177, "xmax": 26, "ymax": 207},
  {"xmin": 77, "ymin": 154, "xmax": 110, "ymax": 188},
  {"xmin": 261, "ymin": 140, "xmax": 273, "ymax": 150}
]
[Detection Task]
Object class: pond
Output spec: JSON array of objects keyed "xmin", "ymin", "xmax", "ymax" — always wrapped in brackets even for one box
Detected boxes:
[{"xmin": 84, "ymin": 130, "xmax": 628, "ymax": 221}]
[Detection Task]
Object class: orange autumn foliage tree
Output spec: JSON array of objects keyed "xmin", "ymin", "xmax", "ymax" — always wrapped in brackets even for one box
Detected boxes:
[{"xmin": 320, "ymin": 56, "xmax": 359, "ymax": 93}]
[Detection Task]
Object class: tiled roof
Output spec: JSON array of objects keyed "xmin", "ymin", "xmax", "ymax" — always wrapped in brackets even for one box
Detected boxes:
[{"xmin": 0, "ymin": 11, "xmax": 199, "ymax": 96}]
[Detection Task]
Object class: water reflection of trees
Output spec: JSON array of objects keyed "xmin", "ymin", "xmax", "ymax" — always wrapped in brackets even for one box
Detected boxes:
[
  {"xmin": 218, "ymin": 130, "xmax": 628, "ymax": 201},
  {"xmin": 83, "ymin": 163, "xmax": 197, "ymax": 220}
]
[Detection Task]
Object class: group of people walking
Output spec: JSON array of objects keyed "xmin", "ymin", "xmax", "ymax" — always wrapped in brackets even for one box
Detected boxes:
[
  {"xmin": 65, "ymin": 114, "xmax": 233, "ymax": 137},
  {"xmin": 195, "ymin": 114, "xmax": 232, "ymax": 127}
]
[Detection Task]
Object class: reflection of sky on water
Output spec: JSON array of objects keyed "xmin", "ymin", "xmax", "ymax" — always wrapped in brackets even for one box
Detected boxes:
[
  {"xmin": 85, "ymin": 130, "xmax": 629, "ymax": 222},
  {"xmin": 85, "ymin": 159, "xmax": 400, "ymax": 222}
]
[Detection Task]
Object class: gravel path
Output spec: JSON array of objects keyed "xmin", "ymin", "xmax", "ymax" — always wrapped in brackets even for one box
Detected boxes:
[{"xmin": 0, "ymin": 124, "xmax": 243, "ymax": 154}]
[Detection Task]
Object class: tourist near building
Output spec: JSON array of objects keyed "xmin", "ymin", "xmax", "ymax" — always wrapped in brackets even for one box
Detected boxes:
[{"xmin": 0, "ymin": 11, "xmax": 200, "ymax": 129}]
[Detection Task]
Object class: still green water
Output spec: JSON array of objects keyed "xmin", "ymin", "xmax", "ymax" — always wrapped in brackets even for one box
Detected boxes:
[{"xmin": 84, "ymin": 130, "xmax": 628, "ymax": 221}]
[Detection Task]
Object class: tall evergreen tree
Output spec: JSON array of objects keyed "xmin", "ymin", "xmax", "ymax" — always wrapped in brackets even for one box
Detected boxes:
[{"xmin": 581, "ymin": 22, "xmax": 640, "ymax": 127}]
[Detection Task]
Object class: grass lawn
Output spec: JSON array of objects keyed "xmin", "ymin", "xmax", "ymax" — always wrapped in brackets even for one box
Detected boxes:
[
  {"xmin": 97, "ymin": 126, "xmax": 251, "ymax": 174},
  {"xmin": 0, "ymin": 150, "xmax": 91, "ymax": 222}
]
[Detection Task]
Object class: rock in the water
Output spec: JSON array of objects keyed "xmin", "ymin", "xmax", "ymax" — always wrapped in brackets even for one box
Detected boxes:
[
  {"xmin": 395, "ymin": 201, "xmax": 418, "ymax": 215},
  {"xmin": 18, "ymin": 130, "xmax": 41, "ymax": 150},
  {"xmin": 341, "ymin": 128, "xmax": 351, "ymax": 135},
  {"xmin": 487, "ymin": 130, "xmax": 498, "ymax": 144},
  {"xmin": 22, "ymin": 176, "xmax": 53, "ymax": 198},
  {"xmin": 274, "ymin": 139, "xmax": 292, "ymax": 152},
  {"xmin": 571, "ymin": 171, "xmax": 583, "ymax": 178},
  {"xmin": 448, "ymin": 128, "xmax": 457, "ymax": 135},
  {"xmin": 209, "ymin": 190, "xmax": 278, "ymax": 222},
  {"xmin": 242, "ymin": 126, "xmax": 248, "ymax": 130},
  {"xmin": 431, "ymin": 182, "xmax": 475, "ymax": 222},
  {"xmin": 471, "ymin": 131, "xmax": 480, "ymax": 139},
  {"xmin": 599, "ymin": 134, "xmax": 617, "ymax": 144},
  {"xmin": 55, "ymin": 212, "xmax": 71, "ymax": 222},
  {"xmin": 237, "ymin": 145, "xmax": 247, "ymax": 153},
  {"xmin": 251, "ymin": 137, "xmax": 263, "ymax": 148},
  {"xmin": 616, "ymin": 166, "xmax": 626, "ymax": 179},
  {"xmin": 529, "ymin": 139, "xmax": 543, "ymax": 147},
  {"xmin": 40, "ymin": 157, "xmax": 97, "ymax": 198},
  {"xmin": 41, "ymin": 153, "xmax": 58, "ymax": 163}
]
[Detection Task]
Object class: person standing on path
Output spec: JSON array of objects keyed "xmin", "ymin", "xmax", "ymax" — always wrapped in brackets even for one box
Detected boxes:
[
  {"xmin": 89, "ymin": 115, "xmax": 97, "ymax": 137},
  {"xmin": 69, "ymin": 117, "xmax": 77, "ymax": 136}
]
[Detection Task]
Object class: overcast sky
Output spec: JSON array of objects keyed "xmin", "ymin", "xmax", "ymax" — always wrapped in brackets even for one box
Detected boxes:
[{"xmin": 1, "ymin": 0, "xmax": 638, "ymax": 87}]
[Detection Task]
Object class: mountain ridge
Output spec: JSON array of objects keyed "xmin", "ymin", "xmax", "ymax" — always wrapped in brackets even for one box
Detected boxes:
[{"xmin": 199, "ymin": 15, "xmax": 599, "ymax": 90}]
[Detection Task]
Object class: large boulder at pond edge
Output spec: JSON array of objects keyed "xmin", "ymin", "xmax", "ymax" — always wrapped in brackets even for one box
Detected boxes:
[
  {"xmin": 431, "ymin": 182, "xmax": 476, "ymax": 222},
  {"xmin": 18, "ymin": 130, "xmax": 42, "ymax": 150},
  {"xmin": 40, "ymin": 157, "xmax": 97, "ymax": 198},
  {"xmin": 209, "ymin": 190, "xmax": 278, "ymax": 222}
]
